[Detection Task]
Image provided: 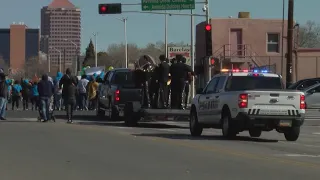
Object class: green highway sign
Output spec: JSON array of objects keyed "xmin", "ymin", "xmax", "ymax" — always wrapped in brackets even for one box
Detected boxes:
[{"xmin": 141, "ymin": 0, "xmax": 195, "ymax": 11}]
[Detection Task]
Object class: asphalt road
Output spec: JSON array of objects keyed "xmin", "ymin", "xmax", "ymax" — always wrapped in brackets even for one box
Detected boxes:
[{"xmin": 0, "ymin": 117, "xmax": 319, "ymax": 180}]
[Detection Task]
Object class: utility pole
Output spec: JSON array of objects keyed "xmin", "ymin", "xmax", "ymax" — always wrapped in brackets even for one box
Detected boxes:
[
  {"xmin": 190, "ymin": 9, "xmax": 195, "ymax": 100},
  {"xmin": 124, "ymin": 18, "xmax": 128, "ymax": 68},
  {"xmin": 93, "ymin": 32, "xmax": 98, "ymax": 67},
  {"xmin": 165, "ymin": 11, "xmax": 168, "ymax": 58},
  {"xmin": 205, "ymin": 0, "xmax": 209, "ymax": 23},
  {"xmin": 286, "ymin": 0, "xmax": 294, "ymax": 85}
]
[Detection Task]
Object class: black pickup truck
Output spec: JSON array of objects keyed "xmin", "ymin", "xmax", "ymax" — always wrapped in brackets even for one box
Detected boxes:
[{"xmin": 96, "ymin": 68, "xmax": 142, "ymax": 120}]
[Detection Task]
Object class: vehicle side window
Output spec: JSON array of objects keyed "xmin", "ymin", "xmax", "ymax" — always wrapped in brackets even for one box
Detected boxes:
[
  {"xmin": 204, "ymin": 77, "xmax": 219, "ymax": 94},
  {"xmin": 298, "ymin": 80, "xmax": 318, "ymax": 90},
  {"xmin": 311, "ymin": 85, "xmax": 320, "ymax": 93},
  {"xmin": 216, "ymin": 76, "xmax": 227, "ymax": 92}
]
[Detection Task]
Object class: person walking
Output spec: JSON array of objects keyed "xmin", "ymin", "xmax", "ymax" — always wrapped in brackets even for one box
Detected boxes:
[
  {"xmin": 11, "ymin": 80, "xmax": 22, "ymax": 110},
  {"xmin": 21, "ymin": 79, "xmax": 31, "ymax": 110},
  {"xmin": 87, "ymin": 76, "xmax": 99, "ymax": 110},
  {"xmin": 53, "ymin": 72, "xmax": 63, "ymax": 110},
  {"xmin": 77, "ymin": 74, "xmax": 89, "ymax": 110},
  {"xmin": 0, "ymin": 72, "xmax": 8, "ymax": 120},
  {"xmin": 59, "ymin": 68, "xmax": 78, "ymax": 123},
  {"xmin": 30, "ymin": 79, "xmax": 39, "ymax": 111},
  {"xmin": 37, "ymin": 74, "xmax": 54, "ymax": 122}
]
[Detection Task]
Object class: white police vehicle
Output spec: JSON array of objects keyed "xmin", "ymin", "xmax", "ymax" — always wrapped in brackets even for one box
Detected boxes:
[{"xmin": 190, "ymin": 69, "xmax": 305, "ymax": 141}]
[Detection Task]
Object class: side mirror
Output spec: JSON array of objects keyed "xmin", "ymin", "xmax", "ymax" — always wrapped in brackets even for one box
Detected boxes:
[
  {"xmin": 196, "ymin": 88, "xmax": 204, "ymax": 94},
  {"xmin": 309, "ymin": 89, "xmax": 316, "ymax": 94}
]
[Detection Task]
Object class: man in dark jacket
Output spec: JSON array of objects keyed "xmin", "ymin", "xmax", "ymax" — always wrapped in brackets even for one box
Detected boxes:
[
  {"xmin": 38, "ymin": 74, "xmax": 54, "ymax": 122},
  {"xmin": 59, "ymin": 68, "xmax": 78, "ymax": 123},
  {"xmin": 157, "ymin": 55, "xmax": 170, "ymax": 108},
  {"xmin": 0, "ymin": 72, "xmax": 8, "ymax": 120}
]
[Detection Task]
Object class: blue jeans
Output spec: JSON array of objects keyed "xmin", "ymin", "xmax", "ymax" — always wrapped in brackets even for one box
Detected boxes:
[
  {"xmin": 40, "ymin": 97, "xmax": 50, "ymax": 121},
  {"xmin": 54, "ymin": 93, "xmax": 62, "ymax": 110},
  {"xmin": 0, "ymin": 97, "xmax": 7, "ymax": 118}
]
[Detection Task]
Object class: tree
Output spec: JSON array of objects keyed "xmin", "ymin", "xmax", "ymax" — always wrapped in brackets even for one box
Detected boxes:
[
  {"xmin": 298, "ymin": 21, "xmax": 320, "ymax": 48},
  {"xmin": 0, "ymin": 54, "xmax": 9, "ymax": 73},
  {"xmin": 83, "ymin": 39, "xmax": 95, "ymax": 66},
  {"xmin": 24, "ymin": 56, "xmax": 48, "ymax": 78}
]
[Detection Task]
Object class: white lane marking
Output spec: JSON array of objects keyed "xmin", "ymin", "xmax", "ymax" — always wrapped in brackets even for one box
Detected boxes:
[
  {"xmin": 157, "ymin": 129, "xmax": 177, "ymax": 132},
  {"xmin": 279, "ymin": 141, "xmax": 320, "ymax": 148},
  {"xmin": 280, "ymin": 154, "xmax": 320, "ymax": 158},
  {"xmin": 312, "ymin": 132, "xmax": 320, "ymax": 135}
]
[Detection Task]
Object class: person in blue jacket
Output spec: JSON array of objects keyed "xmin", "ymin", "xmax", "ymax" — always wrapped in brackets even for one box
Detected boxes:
[
  {"xmin": 11, "ymin": 80, "xmax": 22, "ymax": 110},
  {"xmin": 31, "ymin": 80, "xmax": 39, "ymax": 110}
]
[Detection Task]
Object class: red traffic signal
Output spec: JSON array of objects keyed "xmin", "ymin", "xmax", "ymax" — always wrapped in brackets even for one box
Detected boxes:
[
  {"xmin": 210, "ymin": 57, "xmax": 215, "ymax": 65},
  {"xmin": 100, "ymin": 5, "xmax": 107, "ymax": 12},
  {"xmin": 205, "ymin": 24, "xmax": 211, "ymax": 31}
]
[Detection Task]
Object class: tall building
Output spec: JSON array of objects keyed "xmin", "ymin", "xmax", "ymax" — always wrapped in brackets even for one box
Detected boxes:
[
  {"xmin": 0, "ymin": 23, "xmax": 39, "ymax": 70},
  {"xmin": 40, "ymin": 0, "xmax": 81, "ymax": 72}
]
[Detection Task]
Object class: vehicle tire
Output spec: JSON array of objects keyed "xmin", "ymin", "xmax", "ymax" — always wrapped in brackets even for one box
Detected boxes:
[
  {"xmin": 189, "ymin": 110, "xmax": 203, "ymax": 136},
  {"xmin": 124, "ymin": 102, "xmax": 139, "ymax": 127},
  {"xmin": 221, "ymin": 111, "xmax": 237, "ymax": 138},
  {"xmin": 96, "ymin": 101, "xmax": 105, "ymax": 117},
  {"xmin": 284, "ymin": 127, "xmax": 300, "ymax": 141},
  {"xmin": 249, "ymin": 129, "xmax": 262, "ymax": 137}
]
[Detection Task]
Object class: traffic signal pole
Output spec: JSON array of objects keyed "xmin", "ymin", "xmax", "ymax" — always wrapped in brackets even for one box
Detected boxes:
[
  {"xmin": 286, "ymin": 0, "xmax": 294, "ymax": 85},
  {"xmin": 190, "ymin": 9, "xmax": 195, "ymax": 99},
  {"xmin": 205, "ymin": 0, "xmax": 209, "ymax": 23}
]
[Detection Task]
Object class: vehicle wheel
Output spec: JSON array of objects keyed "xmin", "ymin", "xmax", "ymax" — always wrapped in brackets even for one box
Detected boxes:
[
  {"xmin": 189, "ymin": 110, "xmax": 203, "ymax": 136},
  {"xmin": 284, "ymin": 127, "xmax": 300, "ymax": 141},
  {"xmin": 249, "ymin": 129, "xmax": 262, "ymax": 137},
  {"xmin": 124, "ymin": 102, "xmax": 139, "ymax": 127},
  {"xmin": 221, "ymin": 112, "xmax": 237, "ymax": 138},
  {"xmin": 96, "ymin": 102, "xmax": 105, "ymax": 117}
]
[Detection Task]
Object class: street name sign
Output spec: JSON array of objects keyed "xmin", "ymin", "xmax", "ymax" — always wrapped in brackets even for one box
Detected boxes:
[{"xmin": 141, "ymin": 0, "xmax": 195, "ymax": 11}]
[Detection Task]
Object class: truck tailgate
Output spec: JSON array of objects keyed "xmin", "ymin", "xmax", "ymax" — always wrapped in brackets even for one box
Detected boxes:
[
  {"xmin": 118, "ymin": 88, "xmax": 142, "ymax": 104},
  {"xmin": 246, "ymin": 90, "xmax": 303, "ymax": 115}
]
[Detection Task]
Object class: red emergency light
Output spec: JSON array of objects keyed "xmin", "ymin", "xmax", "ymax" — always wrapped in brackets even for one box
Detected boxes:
[{"xmin": 205, "ymin": 24, "xmax": 211, "ymax": 31}]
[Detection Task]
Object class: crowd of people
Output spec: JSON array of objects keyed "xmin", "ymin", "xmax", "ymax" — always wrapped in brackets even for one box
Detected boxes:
[
  {"xmin": 0, "ymin": 68, "xmax": 101, "ymax": 123},
  {"xmin": 134, "ymin": 54, "xmax": 194, "ymax": 109}
]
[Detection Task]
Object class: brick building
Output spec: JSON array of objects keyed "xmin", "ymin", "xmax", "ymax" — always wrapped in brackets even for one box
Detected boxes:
[
  {"xmin": 196, "ymin": 12, "xmax": 320, "ymax": 82},
  {"xmin": 40, "ymin": 0, "xmax": 81, "ymax": 72},
  {"xmin": 0, "ymin": 23, "xmax": 39, "ymax": 71}
]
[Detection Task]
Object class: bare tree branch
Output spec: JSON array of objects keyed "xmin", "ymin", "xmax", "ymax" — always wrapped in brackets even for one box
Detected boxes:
[{"xmin": 299, "ymin": 21, "xmax": 320, "ymax": 48}]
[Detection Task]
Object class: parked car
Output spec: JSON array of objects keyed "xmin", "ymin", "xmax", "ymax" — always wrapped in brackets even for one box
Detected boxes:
[
  {"xmin": 287, "ymin": 78, "xmax": 320, "ymax": 90},
  {"xmin": 303, "ymin": 83, "xmax": 320, "ymax": 109}
]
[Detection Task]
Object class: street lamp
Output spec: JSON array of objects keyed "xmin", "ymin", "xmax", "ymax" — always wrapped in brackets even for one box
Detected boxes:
[
  {"xmin": 50, "ymin": 47, "xmax": 62, "ymax": 72},
  {"xmin": 114, "ymin": 17, "xmax": 128, "ymax": 68},
  {"xmin": 64, "ymin": 38, "xmax": 78, "ymax": 75},
  {"xmin": 93, "ymin": 32, "xmax": 98, "ymax": 67}
]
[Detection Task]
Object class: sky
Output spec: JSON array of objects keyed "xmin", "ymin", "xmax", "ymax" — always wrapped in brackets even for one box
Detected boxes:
[{"xmin": 0, "ymin": 0, "xmax": 319, "ymax": 53}]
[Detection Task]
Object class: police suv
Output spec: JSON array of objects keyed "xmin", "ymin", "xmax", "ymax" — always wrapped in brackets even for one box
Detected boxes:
[{"xmin": 190, "ymin": 69, "xmax": 305, "ymax": 141}]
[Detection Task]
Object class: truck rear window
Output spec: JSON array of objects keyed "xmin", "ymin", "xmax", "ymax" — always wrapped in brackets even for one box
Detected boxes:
[
  {"xmin": 112, "ymin": 72, "xmax": 134, "ymax": 86},
  {"xmin": 226, "ymin": 76, "xmax": 283, "ymax": 91}
]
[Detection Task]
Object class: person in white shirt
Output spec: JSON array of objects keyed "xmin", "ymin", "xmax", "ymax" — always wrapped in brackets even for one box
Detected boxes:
[{"xmin": 77, "ymin": 75, "xmax": 89, "ymax": 110}]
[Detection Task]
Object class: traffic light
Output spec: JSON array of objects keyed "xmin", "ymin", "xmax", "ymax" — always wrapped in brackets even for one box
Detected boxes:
[
  {"xmin": 205, "ymin": 24, "xmax": 212, "ymax": 56},
  {"xmin": 99, "ymin": 3, "xmax": 122, "ymax": 14},
  {"xmin": 210, "ymin": 57, "xmax": 215, "ymax": 65}
]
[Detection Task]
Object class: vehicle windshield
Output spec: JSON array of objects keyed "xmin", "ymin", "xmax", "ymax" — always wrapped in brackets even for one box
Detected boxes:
[
  {"xmin": 112, "ymin": 71, "xmax": 135, "ymax": 86},
  {"xmin": 226, "ymin": 76, "xmax": 283, "ymax": 91}
]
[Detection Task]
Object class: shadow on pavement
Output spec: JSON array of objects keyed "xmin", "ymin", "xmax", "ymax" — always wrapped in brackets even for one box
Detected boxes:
[
  {"xmin": 133, "ymin": 133, "xmax": 279, "ymax": 143},
  {"xmin": 75, "ymin": 121, "xmax": 188, "ymax": 129},
  {"xmin": 55, "ymin": 115, "xmax": 102, "ymax": 121}
]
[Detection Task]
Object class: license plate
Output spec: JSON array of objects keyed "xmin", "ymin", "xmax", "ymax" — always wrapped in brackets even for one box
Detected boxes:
[
  {"xmin": 259, "ymin": 110, "xmax": 288, "ymax": 115},
  {"xmin": 279, "ymin": 120, "xmax": 292, "ymax": 127}
]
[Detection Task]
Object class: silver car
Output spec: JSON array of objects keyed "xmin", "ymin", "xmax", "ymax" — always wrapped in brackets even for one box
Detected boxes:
[{"xmin": 304, "ymin": 83, "xmax": 320, "ymax": 109}]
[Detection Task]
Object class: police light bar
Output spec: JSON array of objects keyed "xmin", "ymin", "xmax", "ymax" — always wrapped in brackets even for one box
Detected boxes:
[{"xmin": 221, "ymin": 69, "xmax": 270, "ymax": 73}]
